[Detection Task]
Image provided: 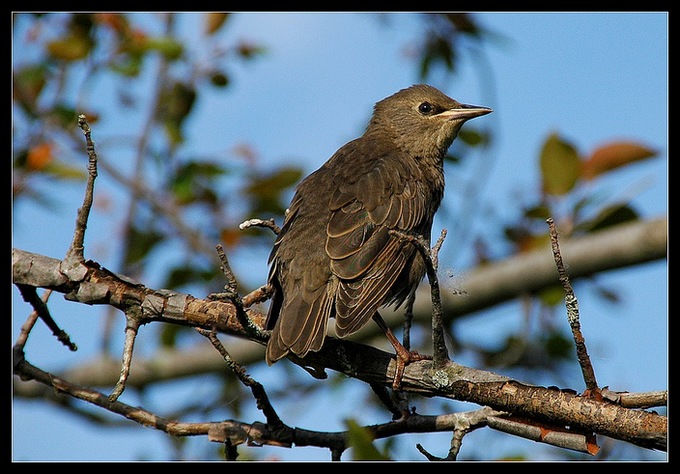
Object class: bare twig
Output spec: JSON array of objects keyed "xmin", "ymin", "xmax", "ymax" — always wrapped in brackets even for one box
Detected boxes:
[
  {"xmin": 15, "ymin": 285, "xmax": 77, "ymax": 351},
  {"xmin": 239, "ymin": 217, "xmax": 281, "ymax": 235},
  {"xmin": 195, "ymin": 328, "xmax": 284, "ymax": 431},
  {"xmin": 242, "ymin": 284, "xmax": 275, "ymax": 308},
  {"xmin": 547, "ymin": 218, "xmax": 599, "ymax": 393},
  {"xmin": 209, "ymin": 244, "xmax": 267, "ymax": 341},
  {"xmin": 66, "ymin": 114, "xmax": 99, "ymax": 264},
  {"xmin": 415, "ymin": 406, "xmax": 506, "ymax": 461},
  {"xmin": 14, "ymin": 291, "xmax": 45, "ymax": 350},
  {"xmin": 389, "ymin": 229, "xmax": 450, "ymax": 368},
  {"xmin": 108, "ymin": 312, "xmax": 141, "ymax": 403},
  {"xmin": 601, "ymin": 388, "xmax": 668, "ymax": 409},
  {"xmin": 486, "ymin": 415, "xmax": 600, "ymax": 455}
]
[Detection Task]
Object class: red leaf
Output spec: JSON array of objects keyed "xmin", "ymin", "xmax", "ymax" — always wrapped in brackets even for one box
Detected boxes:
[{"xmin": 582, "ymin": 141, "xmax": 657, "ymax": 180}]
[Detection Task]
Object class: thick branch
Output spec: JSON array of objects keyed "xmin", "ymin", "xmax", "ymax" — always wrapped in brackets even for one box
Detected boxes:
[{"xmin": 377, "ymin": 216, "xmax": 667, "ymax": 328}]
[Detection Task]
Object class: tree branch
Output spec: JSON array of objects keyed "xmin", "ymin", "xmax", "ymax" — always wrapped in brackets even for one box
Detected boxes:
[{"xmin": 12, "ymin": 243, "xmax": 667, "ymax": 452}]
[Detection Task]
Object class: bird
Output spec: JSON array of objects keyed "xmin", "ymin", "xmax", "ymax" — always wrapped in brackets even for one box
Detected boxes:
[{"xmin": 265, "ymin": 84, "xmax": 492, "ymax": 389}]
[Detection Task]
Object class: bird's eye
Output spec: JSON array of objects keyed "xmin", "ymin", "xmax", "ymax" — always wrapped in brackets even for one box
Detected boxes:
[{"xmin": 418, "ymin": 102, "xmax": 434, "ymax": 115}]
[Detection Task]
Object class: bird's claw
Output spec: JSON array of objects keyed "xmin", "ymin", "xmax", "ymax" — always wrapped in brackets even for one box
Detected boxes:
[{"xmin": 392, "ymin": 349, "xmax": 432, "ymax": 390}]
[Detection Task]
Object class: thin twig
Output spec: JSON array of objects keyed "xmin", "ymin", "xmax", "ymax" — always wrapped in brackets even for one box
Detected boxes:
[
  {"xmin": 242, "ymin": 284, "xmax": 275, "ymax": 308},
  {"xmin": 547, "ymin": 218, "xmax": 599, "ymax": 393},
  {"xmin": 14, "ymin": 289, "xmax": 52, "ymax": 350},
  {"xmin": 239, "ymin": 217, "xmax": 281, "ymax": 235},
  {"xmin": 414, "ymin": 406, "xmax": 505, "ymax": 461},
  {"xmin": 209, "ymin": 244, "xmax": 267, "ymax": 341},
  {"xmin": 389, "ymin": 229, "xmax": 450, "ymax": 367},
  {"xmin": 66, "ymin": 114, "xmax": 99, "ymax": 263},
  {"xmin": 16, "ymin": 284, "xmax": 77, "ymax": 351},
  {"xmin": 108, "ymin": 313, "xmax": 141, "ymax": 403},
  {"xmin": 195, "ymin": 328, "xmax": 284, "ymax": 431}
]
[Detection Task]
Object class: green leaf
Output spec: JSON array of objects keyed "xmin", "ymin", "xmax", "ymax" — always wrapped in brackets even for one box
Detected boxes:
[
  {"xmin": 345, "ymin": 419, "xmax": 389, "ymax": 461},
  {"xmin": 577, "ymin": 203, "xmax": 639, "ymax": 233},
  {"xmin": 170, "ymin": 160, "xmax": 227, "ymax": 205},
  {"xmin": 146, "ymin": 37, "xmax": 184, "ymax": 60},
  {"xmin": 457, "ymin": 127, "xmax": 490, "ymax": 147},
  {"xmin": 543, "ymin": 331, "xmax": 573, "ymax": 360},
  {"xmin": 524, "ymin": 203, "xmax": 552, "ymax": 220},
  {"xmin": 419, "ymin": 35, "xmax": 456, "ymax": 79},
  {"xmin": 124, "ymin": 226, "xmax": 165, "ymax": 266},
  {"xmin": 159, "ymin": 324, "xmax": 182, "ymax": 347},
  {"xmin": 209, "ymin": 71, "xmax": 230, "ymax": 88},
  {"xmin": 245, "ymin": 167, "xmax": 303, "ymax": 215},
  {"xmin": 47, "ymin": 34, "xmax": 93, "ymax": 61},
  {"xmin": 538, "ymin": 285, "xmax": 564, "ymax": 306},
  {"xmin": 40, "ymin": 161, "xmax": 88, "ymax": 181},
  {"xmin": 164, "ymin": 265, "xmax": 220, "ymax": 289},
  {"xmin": 540, "ymin": 133, "xmax": 581, "ymax": 196},
  {"xmin": 13, "ymin": 65, "xmax": 48, "ymax": 116}
]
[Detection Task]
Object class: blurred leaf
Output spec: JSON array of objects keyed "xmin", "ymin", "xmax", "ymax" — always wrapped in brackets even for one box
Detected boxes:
[
  {"xmin": 444, "ymin": 153, "xmax": 461, "ymax": 164},
  {"xmin": 11, "ymin": 147, "xmax": 85, "ymax": 184},
  {"xmin": 160, "ymin": 82, "xmax": 196, "ymax": 123},
  {"xmin": 577, "ymin": 203, "xmax": 639, "ymax": 233},
  {"xmin": 445, "ymin": 13, "xmax": 481, "ymax": 35},
  {"xmin": 345, "ymin": 419, "xmax": 389, "ymax": 461},
  {"xmin": 13, "ymin": 64, "xmax": 48, "ymax": 116},
  {"xmin": 457, "ymin": 127, "xmax": 490, "ymax": 147},
  {"xmin": 165, "ymin": 265, "xmax": 220, "ymax": 289},
  {"xmin": 245, "ymin": 166, "xmax": 303, "ymax": 215},
  {"xmin": 503, "ymin": 224, "xmax": 549, "ymax": 253},
  {"xmin": 124, "ymin": 226, "xmax": 165, "ymax": 266},
  {"xmin": 46, "ymin": 14, "xmax": 95, "ymax": 61},
  {"xmin": 146, "ymin": 36, "xmax": 184, "ymax": 60},
  {"xmin": 26, "ymin": 143, "xmax": 54, "ymax": 170},
  {"xmin": 543, "ymin": 331, "xmax": 573, "ymax": 360},
  {"xmin": 205, "ymin": 13, "xmax": 230, "ymax": 35},
  {"xmin": 220, "ymin": 228, "xmax": 242, "ymax": 248},
  {"xmin": 170, "ymin": 160, "xmax": 226, "ymax": 205},
  {"xmin": 420, "ymin": 35, "xmax": 456, "ymax": 79},
  {"xmin": 538, "ymin": 285, "xmax": 565, "ymax": 306},
  {"xmin": 209, "ymin": 71, "xmax": 230, "ymax": 87},
  {"xmin": 159, "ymin": 82, "xmax": 197, "ymax": 145},
  {"xmin": 540, "ymin": 133, "xmax": 581, "ymax": 196},
  {"xmin": 48, "ymin": 103, "xmax": 88, "ymax": 129},
  {"xmin": 236, "ymin": 40, "xmax": 266, "ymax": 59},
  {"xmin": 109, "ymin": 53, "xmax": 143, "ymax": 77},
  {"xmin": 40, "ymin": 161, "xmax": 88, "ymax": 181},
  {"xmin": 94, "ymin": 12, "xmax": 130, "ymax": 33},
  {"xmin": 159, "ymin": 324, "xmax": 182, "ymax": 347},
  {"xmin": 592, "ymin": 283, "xmax": 622, "ymax": 305},
  {"xmin": 524, "ymin": 203, "xmax": 552, "ymax": 220},
  {"xmin": 581, "ymin": 141, "xmax": 658, "ymax": 180},
  {"xmin": 47, "ymin": 34, "xmax": 92, "ymax": 61}
]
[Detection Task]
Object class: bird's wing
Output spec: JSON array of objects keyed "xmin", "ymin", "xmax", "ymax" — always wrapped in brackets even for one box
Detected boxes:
[
  {"xmin": 326, "ymin": 153, "xmax": 428, "ymax": 337},
  {"xmin": 265, "ymin": 180, "xmax": 334, "ymax": 363}
]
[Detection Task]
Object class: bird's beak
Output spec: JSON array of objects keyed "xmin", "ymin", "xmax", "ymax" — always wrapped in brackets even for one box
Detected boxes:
[{"xmin": 437, "ymin": 104, "xmax": 493, "ymax": 121}]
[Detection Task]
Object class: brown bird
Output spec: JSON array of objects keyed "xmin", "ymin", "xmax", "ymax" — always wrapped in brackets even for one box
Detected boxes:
[{"xmin": 265, "ymin": 84, "xmax": 491, "ymax": 388}]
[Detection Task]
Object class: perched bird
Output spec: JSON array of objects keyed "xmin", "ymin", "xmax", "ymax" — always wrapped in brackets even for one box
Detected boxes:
[{"xmin": 265, "ymin": 84, "xmax": 491, "ymax": 388}]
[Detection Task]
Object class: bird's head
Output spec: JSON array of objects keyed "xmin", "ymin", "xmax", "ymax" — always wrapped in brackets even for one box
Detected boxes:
[{"xmin": 367, "ymin": 84, "xmax": 492, "ymax": 159}]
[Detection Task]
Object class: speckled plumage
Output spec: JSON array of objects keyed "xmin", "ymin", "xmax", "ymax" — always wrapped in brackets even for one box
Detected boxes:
[{"xmin": 265, "ymin": 84, "xmax": 491, "ymax": 366}]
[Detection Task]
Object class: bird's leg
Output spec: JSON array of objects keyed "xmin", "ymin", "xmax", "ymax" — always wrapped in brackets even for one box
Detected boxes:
[{"xmin": 372, "ymin": 313, "xmax": 432, "ymax": 390}]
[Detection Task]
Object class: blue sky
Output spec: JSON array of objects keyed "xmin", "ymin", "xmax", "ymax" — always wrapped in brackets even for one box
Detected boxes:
[{"xmin": 12, "ymin": 12, "xmax": 667, "ymax": 461}]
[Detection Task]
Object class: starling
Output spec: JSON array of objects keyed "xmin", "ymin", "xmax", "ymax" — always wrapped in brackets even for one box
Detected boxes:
[{"xmin": 265, "ymin": 84, "xmax": 492, "ymax": 388}]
